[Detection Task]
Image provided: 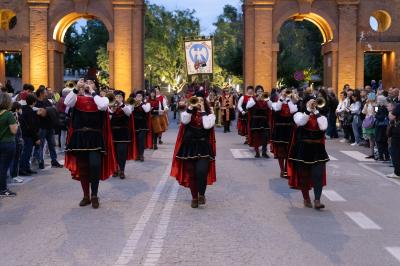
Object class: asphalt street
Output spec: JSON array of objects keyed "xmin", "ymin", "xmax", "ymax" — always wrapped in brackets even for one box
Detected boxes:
[{"xmin": 1, "ymin": 117, "xmax": 400, "ymax": 266}]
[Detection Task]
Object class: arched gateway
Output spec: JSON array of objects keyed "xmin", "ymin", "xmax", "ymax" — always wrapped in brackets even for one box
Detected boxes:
[
  {"xmin": 0, "ymin": 0, "xmax": 144, "ymax": 94},
  {"xmin": 244, "ymin": 0, "xmax": 400, "ymax": 92}
]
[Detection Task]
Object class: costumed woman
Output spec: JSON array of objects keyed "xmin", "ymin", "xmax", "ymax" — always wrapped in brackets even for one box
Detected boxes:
[
  {"xmin": 132, "ymin": 90, "xmax": 151, "ymax": 162},
  {"xmin": 237, "ymin": 86, "xmax": 255, "ymax": 144},
  {"xmin": 64, "ymin": 79, "xmax": 117, "ymax": 209},
  {"xmin": 149, "ymin": 89, "xmax": 166, "ymax": 150},
  {"xmin": 246, "ymin": 85, "xmax": 272, "ymax": 158},
  {"xmin": 171, "ymin": 88, "xmax": 216, "ymax": 208},
  {"xmin": 155, "ymin": 86, "xmax": 169, "ymax": 145},
  {"xmin": 109, "ymin": 90, "xmax": 134, "ymax": 179},
  {"xmin": 271, "ymin": 89, "xmax": 298, "ymax": 178},
  {"xmin": 287, "ymin": 98, "xmax": 329, "ymax": 209},
  {"xmin": 220, "ymin": 88, "xmax": 235, "ymax": 133}
]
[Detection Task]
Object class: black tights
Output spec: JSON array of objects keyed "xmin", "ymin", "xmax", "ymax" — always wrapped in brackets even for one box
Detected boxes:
[
  {"xmin": 136, "ymin": 131, "xmax": 146, "ymax": 156},
  {"xmin": 78, "ymin": 151, "xmax": 101, "ymax": 197},
  {"xmin": 115, "ymin": 143, "xmax": 128, "ymax": 172},
  {"xmin": 189, "ymin": 159, "xmax": 210, "ymax": 199},
  {"xmin": 301, "ymin": 163, "xmax": 324, "ymax": 201}
]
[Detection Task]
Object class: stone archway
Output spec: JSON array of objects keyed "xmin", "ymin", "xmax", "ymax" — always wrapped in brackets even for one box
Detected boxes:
[
  {"xmin": 244, "ymin": 0, "xmax": 400, "ymax": 93},
  {"xmin": 0, "ymin": 0, "xmax": 145, "ymax": 95}
]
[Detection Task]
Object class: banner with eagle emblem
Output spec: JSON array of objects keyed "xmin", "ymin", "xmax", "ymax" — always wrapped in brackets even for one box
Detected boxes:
[{"xmin": 184, "ymin": 39, "xmax": 213, "ymax": 75}]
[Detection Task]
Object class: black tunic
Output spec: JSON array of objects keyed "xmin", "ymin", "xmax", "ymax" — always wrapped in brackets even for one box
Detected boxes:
[{"xmin": 111, "ymin": 108, "xmax": 131, "ymax": 142}]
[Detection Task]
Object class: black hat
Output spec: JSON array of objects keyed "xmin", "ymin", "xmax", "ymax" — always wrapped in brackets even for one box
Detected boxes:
[{"xmin": 114, "ymin": 90, "xmax": 125, "ymax": 99}]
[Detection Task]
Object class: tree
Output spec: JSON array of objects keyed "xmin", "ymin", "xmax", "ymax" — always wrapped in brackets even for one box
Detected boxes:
[
  {"xmin": 144, "ymin": 3, "xmax": 200, "ymax": 88},
  {"xmin": 64, "ymin": 19, "xmax": 109, "ymax": 71},
  {"xmin": 277, "ymin": 20, "xmax": 323, "ymax": 87},
  {"xmin": 213, "ymin": 5, "xmax": 243, "ymax": 78}
]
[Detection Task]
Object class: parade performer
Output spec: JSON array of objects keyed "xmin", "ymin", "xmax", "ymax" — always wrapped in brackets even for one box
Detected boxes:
[
  {"xmin": 155, "ymin": 86, "xmax": 169, "ymax": 145},
  {"xmin": 171, "ymin": 88, "xmax": 216, "ymax": 208},
  {"xmin": 287, "ymin": 98, "xmax": 329, "ymax": 209},
  {"xmin": 149, "ymin": 89, "xmax": 166, "ymax": 150},
  {"xmin": 271, "ymin": 89, "xmax": 298, "ymax": 178},
  {"xmin": 246, "ymin": 85, "xmax": 272, "ymax": 158},
  {"xmin": 237, "ymin": 86, "xmax": 255, "ymax": 144},
  {"xmin": 220, "ymin": 88, "xmax": 235, "ymax": 133},
  {"xmin": 132, "ymin": 91, "xmax": 151, "ymax": 162},
  {"xmin": 64, "ymin": 79, "xmax": 117, "ymax": 209},
  {"xmin": 109, "ymin": 90, "xmax": 134, "ymax": 179}
]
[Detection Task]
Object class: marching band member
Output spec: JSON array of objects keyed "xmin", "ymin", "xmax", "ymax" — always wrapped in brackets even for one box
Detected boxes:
[
  {"xmin": 237, "ymin": 86, "xmax": 254, "ymax": 144},
  {"xmin": 64, "ymin": 79, "xmax": 117, "ymax": 209},
  {"xmin": 171, "ymin": 88, "xmax": 216, "ymax": 208},
  {"xmin": 287, "ymin": 98, "xmax": 329, "ymax": 209},
  {"xmin": 246, "ymin": 85, "xmax": 272, "ymax": 158},
  {"xmin": 220, "ymin": 88, "xmax": 235, "ymax": 133},
  {"xmin": 149, "ymin": 89, "xmax": 166, "ymax": 150},
  {"xmin": 109, "ymin": 90, "xmax": 134, "ymax": 179},
  {"xmin": 271, "ymin": 89, "xmax": 298, "ymax": 178},
  {"xmin": 132, "ymin": 91, "xmax": 151, "ymax": 162},
  {"xmin": 155, "ymin": 86, "xmax": 169, "ymax": 145}
]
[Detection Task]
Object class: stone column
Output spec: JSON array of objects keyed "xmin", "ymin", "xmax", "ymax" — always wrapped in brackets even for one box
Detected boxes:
[
  {"xmin": 132, "ymin": 2, "xmax": 145, "ymax": 91},
  {"xmin": 107, "ymin": 42, "xmax": 115, "ymax": 88},
  {"xmin": 243, "ymin": 3, "xmax": 255, "ymax": 88},
  {"xmin": 253, "ymin": 4, "xmax": 273, "ymax": 89},
  {"xmin": 0, "ymin": 52, "xmax": 5, "ymax": 85},
  {"xmin": 272, "ymin": 43, "xmax": 279, "ymax": 89},
  {"xmin": 382, "ymin": 51, "xmax": 396, "ymax": 89},
  {"xmin": 28, "ymin": 0, "xmax": 49, "ymax": 88},
  {"xmin": 22, "ymin": 43, "xmax": 30, "ymax": 84},
  {"xmin": 113, "ymin": 1, "xmax": 133, "ymax": 94},
  {"xmin": 355, "ymin": 42, "xmax": 364, "ymax": 88},
  {"xmin": 337, "ymin": 4, "xmax": 358, "ymax": 91}
]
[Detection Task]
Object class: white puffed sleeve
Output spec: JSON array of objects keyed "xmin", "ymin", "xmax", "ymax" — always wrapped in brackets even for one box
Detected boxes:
[
  {"xmin": 293, "ymin": 112, "xmax": 309, "ymax": 127},
  {"xmin": 122, "ymin": 105, "xmax": 133, "ymax": 116},
  {"xmin": 237, "ymin": 96, "xmax": 244, "ymax": 112},
  {"xmin": 317, "ymin": 116, "xmax": 328, "ymax": 131},
  {"xmin": 142, "ymin": 103, "xmax": 151, "ymax": 113},
  {"xmin": 202, "ymin": 113, "xmax": 216, "ymax": 129},
  {"xmin": 267, "ymin": 100, "xmax": 273, "ymax": 109},
  {"xmin": 288, "ymin": 101, "xmax": 298, "ymax": 114},
  {"xmin": 163, "ymin": 97, "xmax": 169, "ymax": 111},
  {"xmin": 64, "ymin": 91, "xmax": 77, "ymax": 108},
  {"xmin": 181, "ymin": 111, "xmax": 192, "ymax": 125},
  {"xmin": 272, "ymin": 100, "xmax": 283, "ymax": 111},
  {"xmin": 246, "ymin": 97, "xmax": 256, "ymax": 109},
  {"xmin": 94, "ymin": 95, "xmax": 109, "ymax": 111}
]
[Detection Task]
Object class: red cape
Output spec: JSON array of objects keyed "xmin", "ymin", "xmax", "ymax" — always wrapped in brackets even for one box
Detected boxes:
[
  {"xmin": 65, "ymin": 96, "xmax": 117, "ymax": 181},
  {"xmin": 170, "ymin": 124, "xmax": 217, "ymax": 188},
  {"xmin": 127, "ymin": 114, "xmax": 138, "ymax": 160},
  {"xmin": 287, "ymin": 123, "xmax": 327, "ymax": 190}
]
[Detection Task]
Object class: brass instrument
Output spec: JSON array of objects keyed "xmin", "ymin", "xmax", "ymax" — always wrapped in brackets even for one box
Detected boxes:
[
  {"xmin": 316, "ymin": 97, "xmax": 326, "ymax": 109},
  {"xmin": 126, "ymin": 96, "xmax": 142, "ymax": 108},
  {"xmin": 189, "ymin": 96, "xmax": 200, "ymax": 107},
  {"xmin": 262, "ymin": 92, "xmax": 270, "ymax": 100},
  {"xmin": 285, "ymin": 89, "xmax": 293, "ymax": 97},
  {"xmin": 106, "ymin": 92, "xmax": 118, "ymax": 108}
]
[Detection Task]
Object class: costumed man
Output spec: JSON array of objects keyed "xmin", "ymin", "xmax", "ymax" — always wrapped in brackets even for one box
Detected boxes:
[
  {"xmin": 271, "ymin": 89, "xmax": 298, "ymax": 178},
  {"xmin": 237, "ymin": 86, "xmax": 255, "ymax": 144},
  {"xmin": 149, "ymin": 89, "xmax": 166, "ymax": 150},
  {"xmin": 64, "ymin": 79, "xmax": 117, "ymax": 209},
  {"xmin": 155, "ymin": 86, "xmax": 169, "ymax": 145},
  {"xmin": 220, "ymin": 88, "xmax": 235, "ymax": 133},
  {"xmin": 132, "ymin": 91, "xmax": 151, "ymax": 162},
  {"xmin": 287, "ymin": 98, "xmax": 329, "ymax": 209},
  {"xmin": 171, "ymin": 88, "xmax": 216, "ymax": 208},
  {"xmin": 109, "ymin": 90, "xmax": 134, "ymax": 179},
  {"xmin": 246, "ymin": 85, "xmax": 272, "ymax": 158}
]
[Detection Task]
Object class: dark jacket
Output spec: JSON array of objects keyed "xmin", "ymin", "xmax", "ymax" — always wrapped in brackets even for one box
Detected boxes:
[{"xmin": 20, "ymin": 105, "xmax": 40, "ymax": 141}]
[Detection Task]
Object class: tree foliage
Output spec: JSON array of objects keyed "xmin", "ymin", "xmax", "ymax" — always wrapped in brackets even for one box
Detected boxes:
[
  {"xmin": 64, "ymin": 20, "xmax": 109, "ymax": 71},
  {"xmin": 145, "ymin": 3, "xmax": 200, "ymax": 87},
  {"xmin": 213, "ymin": 5, "xmax": 243, "ymax": 78},
  {"xmin": 278, "ymin": 20, "xmax": 323, "ymax": 87}
]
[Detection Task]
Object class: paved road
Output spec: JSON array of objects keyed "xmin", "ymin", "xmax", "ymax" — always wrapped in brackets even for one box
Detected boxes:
[{"xmin": 1, "ymin": 118, "xmax": 400, "ymax": 266}]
